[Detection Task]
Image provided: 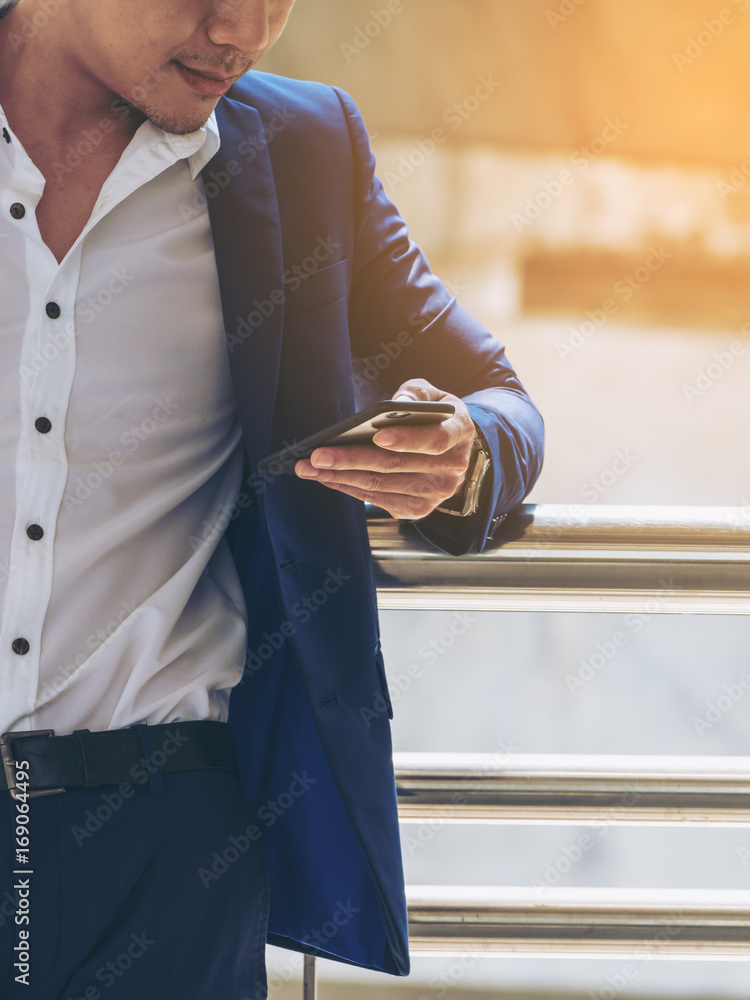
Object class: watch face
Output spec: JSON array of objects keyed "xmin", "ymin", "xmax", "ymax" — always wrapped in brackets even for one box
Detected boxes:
[{"xmin": 437, "ymin": 445, "xmax": 490, "ymax": 517}]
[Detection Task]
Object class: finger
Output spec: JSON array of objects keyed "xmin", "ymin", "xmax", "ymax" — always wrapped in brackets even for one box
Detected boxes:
[
  {"xmin": 391, "ymin": 378, "xmax": 442, "ymax": 403},
  {"xmin": 306, "ymin": 478, "xmax": 439, "ymax": 520},
  {"xmin": 372, "ymin": 418, "xmax": 471, "ymax": 455},
  {"xmin": 300, "ymin": 444, "xmax": 466, "ymax": 474},
  {"xmin": 295, "ymin": 466, "xmax": 465, "ymax": 500},
  {"xmin": 377, "ymin": 391, "xmax": 474, "ymax": 453}
]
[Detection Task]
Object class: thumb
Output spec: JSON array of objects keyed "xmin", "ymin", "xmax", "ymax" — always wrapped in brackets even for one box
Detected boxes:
[{"xmin": 391, "ymin": 378, "xmax": 439, "ymax": 402}]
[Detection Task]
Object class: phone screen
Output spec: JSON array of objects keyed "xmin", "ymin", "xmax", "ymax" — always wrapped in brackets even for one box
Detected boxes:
[{"xmin": 258, "ymin": 401, "xmax": 455, "ymax": 475}]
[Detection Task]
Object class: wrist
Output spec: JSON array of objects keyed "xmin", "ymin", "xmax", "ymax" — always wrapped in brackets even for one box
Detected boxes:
[{"xmin": 436, "ymin": 426, "xmax": 491, "ymax": 517}]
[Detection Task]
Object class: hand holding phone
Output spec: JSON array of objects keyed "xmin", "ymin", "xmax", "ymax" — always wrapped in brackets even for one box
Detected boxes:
[
  {"xmin": 283, "ymin": 379, "xmax": 480, "ymax": 522},
  {"xmin": 258, "ymin": 401, "xmax": 455, "ymax": 476}
]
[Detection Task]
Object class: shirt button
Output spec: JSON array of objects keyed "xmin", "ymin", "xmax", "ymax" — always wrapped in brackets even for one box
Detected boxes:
[
  {"xmin": 26, "ymin": 524, "xmax": 44, "ymax": 541},
  {"xmin": 45, "ymin": 302, "xmax": 61, "ymax": 319},
  {"xmin": 12, "ymin": 638, "xmax": 30, "ymax": 656},
  {"xmin": 35, "ymin": 417, "xmax": 52, "ymax": 434},
  {"xmin": 10, "ymin": 203, "xmax": 25, "ymax": 220}
]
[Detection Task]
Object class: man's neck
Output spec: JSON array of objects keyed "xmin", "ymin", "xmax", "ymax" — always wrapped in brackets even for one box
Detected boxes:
[
  {"xmin": 0, "ymin": 2, "xmax": 143, "ymax": 159},
  {"xmin": 0, "ymin": 2, "xmax": 151, "ymax": 263}
]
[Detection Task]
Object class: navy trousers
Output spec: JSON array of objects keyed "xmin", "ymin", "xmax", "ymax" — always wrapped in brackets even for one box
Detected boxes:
[{"xmin": 0, "ymin": 723, "xmax": 269, "ymax": 1000}]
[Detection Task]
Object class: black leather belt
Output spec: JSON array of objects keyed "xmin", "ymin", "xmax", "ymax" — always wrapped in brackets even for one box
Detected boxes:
[{"xmin": 0, "ymin": 721, "xmax": 238, "ymax": 801}]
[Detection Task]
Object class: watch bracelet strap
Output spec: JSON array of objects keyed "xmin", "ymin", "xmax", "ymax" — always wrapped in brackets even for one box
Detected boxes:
[{"xmin": 436, "ymin": 426, "xmax": 491, "ymax": 516}]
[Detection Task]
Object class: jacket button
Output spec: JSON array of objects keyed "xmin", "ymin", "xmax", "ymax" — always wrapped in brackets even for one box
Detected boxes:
[
  {"xmin": 12, "ymin": 638, "xmax": 30, "ymax": 656},
  {"xmin": 45, "ymin": 302, "xmax": 61, "ymax": 319},
  {"xmin": 10, "ymin": 203, "xmax": 25, "ymax": 220},
  {"xmin": 35, "ymin": 417, "xmax": 52, "ymax": 434},
  {"xmin": 26, "ymin": 524, "xmax": 44, "ymax": 541},
  {"xmin": 488, "ymin": 513, "xmax": 508, "ymax": 541}
]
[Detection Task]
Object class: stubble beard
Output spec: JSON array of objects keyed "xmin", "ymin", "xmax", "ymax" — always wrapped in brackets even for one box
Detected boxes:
[{"xmin": 118, "ymin": 92, "xmax": 216, "ymax": 137}]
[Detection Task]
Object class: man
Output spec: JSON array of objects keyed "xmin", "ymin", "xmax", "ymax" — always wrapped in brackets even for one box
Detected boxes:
[{"xmin": 0, "ymin": 1, "xmax": 544, "ymax": 997}]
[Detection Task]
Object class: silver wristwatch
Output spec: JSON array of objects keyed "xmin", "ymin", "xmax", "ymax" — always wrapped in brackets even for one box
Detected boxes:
[{"xmin": 436, "ymin": 430, "xmax": 491, "ymax": 517}]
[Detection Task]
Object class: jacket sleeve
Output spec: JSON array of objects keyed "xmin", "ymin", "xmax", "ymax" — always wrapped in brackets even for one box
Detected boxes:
[{"xmin": 333, "ymin": 87, "xmax": 544, "ymax": 556}]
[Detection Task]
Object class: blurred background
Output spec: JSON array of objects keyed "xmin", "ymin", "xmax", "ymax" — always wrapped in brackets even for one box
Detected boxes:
[{"xmin": 261, "ymin": 2, "xmax": 750, "ymax": 996}]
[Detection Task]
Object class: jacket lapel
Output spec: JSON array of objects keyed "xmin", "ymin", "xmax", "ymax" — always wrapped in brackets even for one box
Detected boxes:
[{"xmin": 206, "ymin": 97, "xmax": 284, "ymax": 466}]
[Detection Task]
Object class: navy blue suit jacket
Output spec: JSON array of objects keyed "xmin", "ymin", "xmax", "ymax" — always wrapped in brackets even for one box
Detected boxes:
[{"xmin": 205, "ymin": 72, "xmax": 544, "ymax": 976}]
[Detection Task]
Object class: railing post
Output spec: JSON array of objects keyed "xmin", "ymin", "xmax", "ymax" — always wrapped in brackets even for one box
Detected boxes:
[{"xmin": 303, "ymin": 955, "xmax": 317, "ymax": 999}]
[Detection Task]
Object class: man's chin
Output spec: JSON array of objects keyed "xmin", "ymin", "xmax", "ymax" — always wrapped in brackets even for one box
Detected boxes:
[{"xmin": 138, "ymin": 99, "xmax": 216, "ymax": 136}]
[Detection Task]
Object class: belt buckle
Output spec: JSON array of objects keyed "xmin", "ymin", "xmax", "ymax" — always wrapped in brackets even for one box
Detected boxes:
[{"xmin": 1, "ymin": 730, "xmax": 66, "ymax": 801}]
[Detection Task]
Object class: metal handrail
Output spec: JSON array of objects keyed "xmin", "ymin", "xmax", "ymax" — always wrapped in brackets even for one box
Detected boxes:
[
  {"xmin": 299, "ymin": 508, "xmax": 750, "ymax": 994},
  {"xmin": 407, "ymin": 887, "xmax": 750, "ymax": 958},
  {"xmin": 368, "ymin": 504, "xmax": 750, "ymax": 612},
  {"xmin": 394, "ymin": 753, "xmax": 750, "ymax": 825},
  {"xmin": 301, "ymin": 887, "xmax": 750, "ymax": 997}
]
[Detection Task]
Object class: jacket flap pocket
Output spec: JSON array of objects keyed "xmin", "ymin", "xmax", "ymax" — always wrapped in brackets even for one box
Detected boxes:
[
  {"xmin": 284, "ymin": 257, "xmax": 349, "ymax": 318},
  {"xmin": 374, "ymin": 641, "xmax": 394, "ymax": 720}
]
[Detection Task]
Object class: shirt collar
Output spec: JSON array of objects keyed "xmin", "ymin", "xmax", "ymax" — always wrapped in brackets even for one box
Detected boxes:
[
  {"xmin": 0, "ymin": 99, "xmax": 220, "ymax": 182},
  {"xmin": 161, "ymin": 109, "xmax": 221, "ymax": 180}
]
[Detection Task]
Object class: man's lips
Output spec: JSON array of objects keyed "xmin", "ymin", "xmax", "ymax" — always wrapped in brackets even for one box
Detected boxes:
[{"xmin": 174, "ymin": 62, "xmax": 241, "ymax": 97}]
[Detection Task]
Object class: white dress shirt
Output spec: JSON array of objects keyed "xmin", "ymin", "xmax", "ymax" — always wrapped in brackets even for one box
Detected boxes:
[{"xmin": 0, "ymin": 105, "xmax": 249, "ymax": 736}]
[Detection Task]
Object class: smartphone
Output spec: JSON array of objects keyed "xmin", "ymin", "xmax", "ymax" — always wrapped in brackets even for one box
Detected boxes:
[{"xmin": 258, "ymin": 400, "xmax": 455, "ymax": 476}]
